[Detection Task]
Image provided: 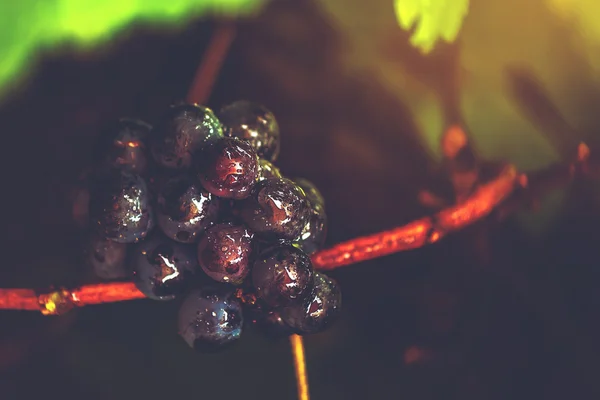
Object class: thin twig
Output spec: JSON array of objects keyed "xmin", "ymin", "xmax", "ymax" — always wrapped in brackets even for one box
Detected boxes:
[
  {"xmin": 186, "ymin": 22, "xmax": 237, "ymax": 104},
  {"xmin": 290, "ymin": 334, "xmax": 310, "ymax": 400},
  {"xmin": 0, "ymin": 144, "xmax": 595, "ymax": 310},
  {"xmin": 312, "ymin": 163, "xmax": 519, "ymax": 270},
  {"xmin": 186, "ymin": 21, "xmax": 314, "ymax": 399}
]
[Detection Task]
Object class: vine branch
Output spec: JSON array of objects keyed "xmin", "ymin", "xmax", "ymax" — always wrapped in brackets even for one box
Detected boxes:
[{"xmin": 0, "ymin": 142, "xmax": 593, "ymax": 312}]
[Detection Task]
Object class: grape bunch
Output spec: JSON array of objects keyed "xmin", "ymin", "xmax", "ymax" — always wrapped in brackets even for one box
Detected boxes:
[{"xmin": 79, "ymin": 100, "xmax": 341, "ymax": 351}]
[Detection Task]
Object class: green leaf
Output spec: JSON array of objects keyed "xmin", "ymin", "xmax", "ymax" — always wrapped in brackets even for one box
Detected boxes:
[
  {"xmin": 0, "ymin": 0, "xmax": 267, "ymax": 99},
  {"xmin": 394, "ymin": 0, "xmax": 470, "ymax": 53}
]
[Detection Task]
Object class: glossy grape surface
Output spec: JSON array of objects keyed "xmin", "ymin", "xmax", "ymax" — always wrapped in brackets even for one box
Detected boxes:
[
  {"xmin": 196, "ymin": 137, "xmax": 259, "ymax": 199},
  {"xmin": 89, "ymin": 171, "xmax": 154, "ymax": 243},
  {"xmin": 156, "ymin": 175, "xmax": 219, "ymax": 243},
  {"xmin": 294, "ymin": 178, "xmax": 325, "ymax": 210},
  {"xmin": 257, "ymin": 159, "xmax": 282, "ymax": 181},
  {"xmin": 295, "ymin": 209, "xmax": 327, "ymax": 255},
  {"xmin": 252, "ymin": 244, "xmax": 314, "ymax": 307},
  {"xmin": 132, "ymin": 235, "xmax": 197, "ymax": 300},
  {"xmin": 218, "ymin": 100, "xmax": 280, "ymax": 162},
  {"xmin": 281, "ymin": 272, "xmax": 342, "ymax": 335},
  {"xmin": 240, "ymin": 178, "xmax": 310, "ymax": 240},
  {"xmin": 293, "ymin": 178, "xmax": 327, "ymax": 254},
  {"xmin": 178, "ymin": 287, "xmax": 244, "ymax": 351},
  {"xmin": 151, "ymin": 104, "xmax": 223, "ymax": 169},
  {"xmin": 197, "ymin": 223, "xmax": 254, "ymax": 285}
]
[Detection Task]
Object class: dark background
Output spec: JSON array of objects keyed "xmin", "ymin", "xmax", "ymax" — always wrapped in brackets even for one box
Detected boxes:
[{"xmin": 1, "ymin": 1, "xmax": 600, "ymax": 399}]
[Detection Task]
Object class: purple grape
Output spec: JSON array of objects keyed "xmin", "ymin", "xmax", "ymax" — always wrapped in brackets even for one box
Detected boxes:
[
  {"xmin": 293, "ymin": 178, "xmax": 327, "ymax": 254},
  {"xmin": 295, "ymin": 208, "xmax": 327, "ymax": 255},
  {"xmin": 89, "ymin": 171, "xmax": 154, "ymax": 243},
  {"xmin": 294, "ymin": 178, "xmax": 325, "ymax": 210},
  {"xmin": 93, "ymin": 118, "xmax": 152, "ymax": 175},
  {"xmin": 218, "ymin": 100, "xmax": 280, "ymax": 162},
  {"xmin": 258, "ymin": 159, "xmax": 282, "ymax": 181},
  {"xmin": 281, "ymin": 272, "xmax": 342, "ymax": 335},
  {"xmin": 156, "ymin": 175, "xmax": 219, "ymax": 243},
  {"xmin": 252, "ymin": 244, "xmax": 314, "ymax": 307},
  {"xmin": 178, "ymin": 287, "xmax": 243, "ymax": 351},
  {"xmin": 197, "ymin": 223, "xmax": 254, "ymax": 285},
  {"xmin": 150, "ymin": 104, "xmax": 223, "ymax": 169},
  {"xmin": 132, "ymin": 235, "xmax": 197, "ymax": 300},
  {"xmin": 195, "ymin": 137, "xmax": 259, "ymax": 199},
  {"xmin": 240, "ymin": 178, "xmax": 310, "ymax": 240}
]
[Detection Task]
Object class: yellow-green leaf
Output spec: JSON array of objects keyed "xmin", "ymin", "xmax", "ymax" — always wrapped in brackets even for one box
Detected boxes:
[{"xmin": 393, "ymin": 0, "xmax": 470, "ymax": 53}]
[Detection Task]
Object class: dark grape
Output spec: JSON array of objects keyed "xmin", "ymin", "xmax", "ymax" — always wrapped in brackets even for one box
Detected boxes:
[
  {"xmin": 75, "ymin": 99, "xmax": 342, "ymax": 343},
  {"xmin": 178, "ymin": 287, "xmax": 243, "ymax": 351},
  {"xmin": 240, "ymin": 178, "xmax": 310, "ymax": 240},
  {"xmin": 252, "ymin": 237, "xmax": 290, "ymax": 258},
  {"xmin": 255, "ymin": 311, "xmax": 294, "ymax": 340},
  {"xmin": 252, "ymin": 244, "xmax": 314, "ymax": 307},
  {"xmin": 197, "ymin": 223, "xmax": 254, "ymax": 285},
  {"xmin": 293, "ymin": 178, "xmax": 327, "ymax": 255},
  {"xmin": 132, "ymin": 235, "xmax": 197, "ymax": 300},
  {"xmin": 281, "ymin": 272, "xmax": 342, "ymax": 335},
  {"xmin": 151, "ymin": 104, "xmax": 223, "ymax": 169},
  {"xmin": 86, "ymin": 235, "xmax": 128, "ymax": 280},
  {"xmin": 294, "ymin": 209, "xmax": 327, "ymax": 255},
  {"xmin": 294, "ymin": 178, "xmax": 325, "ymax": 210},
  {"xmin": 156, "ymin": 175, "xmax": 219, "ymax": 243},
  {"xmin": 89, "ymin": 171, "xmax": 154, "ymax": 243},
  {"xmin": 93, "ymin": 118, "xmax": 151, "ymax": 175},
  {"xmin": 258, "ymin": 159, "xmax": 282, "ymax": 181},
  {"xmin": 218, "ymin": 100, "xmax": 280, "ymax": 162},
  {"xmin": 195, "ymin": 137, "xmax": 259, "ymax": 199}
]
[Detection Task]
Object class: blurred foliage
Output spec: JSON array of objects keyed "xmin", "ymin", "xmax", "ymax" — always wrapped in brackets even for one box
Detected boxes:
[
  {"xmin": 0, "ymin": 0, "xmax": 266, "ymax": 99},
  {"xmin": 393, "ymin": 0, "xmax": 470, "ymax": 53},
  {"xmin": 547, "ymin": 0, "xmax": 600, "ymax": 73},
  {"xmin": 1, "ymin": 0, "xmax": 598, "ymax": 233},
  {"xmin": 320, "ymin": 0, "xmax": 600, "ymax": 234}
]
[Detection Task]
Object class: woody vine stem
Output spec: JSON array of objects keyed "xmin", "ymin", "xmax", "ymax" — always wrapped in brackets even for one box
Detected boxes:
[{"xmin": 0, "ymin": 21, "xmax": 598, "ymax": 400}]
